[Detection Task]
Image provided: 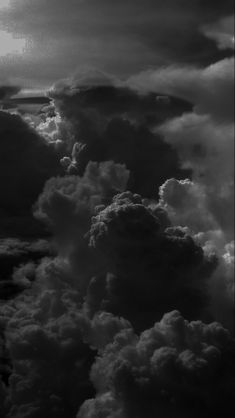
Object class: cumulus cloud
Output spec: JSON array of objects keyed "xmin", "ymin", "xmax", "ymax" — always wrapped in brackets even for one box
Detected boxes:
[
  {"xmin": 126, "ymin": 56, "xmax": 234, "ymax": 331},
  {"xmin": 34, "ymin": 160, "xmax": 129, "ymax": 293},
  {"xmin": 0, "ymin": 8, "xmax": 234, "ymax": 415},
  {"xmin": 0, "ymin": 234, "xmax": 230, "ymax": 418},
  {"xmin": 35, "ymin": 160, "xmax": 129, "ymax": 234},
  {"xmin": 0, "ymin": 254, "xmax": 131, "ymax": 417},
  {"xmin": 0, "ymin": 143, "xmax": 226, "ymax": 418},
  {"xmin": 87, "ymin": 192, "xmax": 216, "ymax": 329},
  {"xmin": 158, "ymin": 178, "xmax": 234, "ymax": 330},
  {"xmin": 152, "ymin": 59, "xmax": 234, "ymax": 243},
  {"xmin": 158, "ymin": 115, "xmax": 234, "ymax": 244},
  {"xmin": 78, "ymin": 310, "xmax": 234, "ymax": 418},
  {"xmin": 0, "ymin": 238, "xmax": 54, "ymax": 300},
  {"xmin": 35, "ymin": 111, "xmax": 63, "ymax": 145},
  {"xmin": 49, "ymin": 75, "xmax": 192, "ymax": 198},
  {"xmin": 159, "ymin": 176, "xmax": 233, "ymax": 239}
]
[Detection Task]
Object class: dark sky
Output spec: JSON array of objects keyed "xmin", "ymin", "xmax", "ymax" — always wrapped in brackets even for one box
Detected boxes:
[{"xmin": 0, "ymin": 0, "xmax": 234, "ymax": 89}]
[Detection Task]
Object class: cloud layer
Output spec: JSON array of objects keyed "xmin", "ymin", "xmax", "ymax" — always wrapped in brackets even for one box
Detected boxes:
[{"xmin": 0, "ymin": 0, "xmax": 233, "ymax": 86}]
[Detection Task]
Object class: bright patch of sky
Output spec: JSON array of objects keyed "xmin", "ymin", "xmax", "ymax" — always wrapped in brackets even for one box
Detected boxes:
[{"xmin": 0, "ymin": 30, "xmax": 27, "ymax": 56}]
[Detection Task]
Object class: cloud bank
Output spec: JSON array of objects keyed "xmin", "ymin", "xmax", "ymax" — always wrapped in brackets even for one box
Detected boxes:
[{"xmin": 0, "ymin": 11, "xmax": 234, "ymax": 416}]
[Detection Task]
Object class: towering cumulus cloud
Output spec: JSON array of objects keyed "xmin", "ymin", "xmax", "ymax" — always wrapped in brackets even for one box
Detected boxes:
[
  {"xmin": 87, "ymin": 192, "xmax": 216, "ymax": 329},
  {"xmin": 78, "ymin": 310, "xmax": 234, "ymax": 418},
  {"xmin": 128, "ymin": 56, "xmax": 234, "ymax": 330},
  {"xmin": 49, "ymin": 70, "xmax": 192, "ymax": 198},
  {"xmin": 0, "ymin": 8, "xmax": 234, "ymax": 417}
]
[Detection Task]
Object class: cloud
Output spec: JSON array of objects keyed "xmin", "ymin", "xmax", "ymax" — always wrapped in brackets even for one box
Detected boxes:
[
  {"xmin": 49, "ymin": 76, "xmax": 192, "ymax": 198},
  {"xmin": 33, "ymin": 112, "xmax": 63, "ymax": 145},
  {"xmin": 87, "ymin": 192, "xmax": 217, "ymax": 329},
  {"xmin": 0, "ymin": 254, "xmax": 131, "ymax": 417},
  {"xmin": 127, "ymin": 57, "xmax": 234, "ymax": 123},
  {"xmin": 1, "ymin": 136, "xmax": 227, "ymax": 417},
  {"xmin": 202, "ymin": 15, "xmax": 235, "ymax": 50},
  {"xmin": 0, "ymin": 0, "xmax": 233, "ymax": 86},
  {"xmin": 159, "ymin": 178, "xmax": 217, "ymax": 232},
  {"xmin": 158, "ymin": 178, "xmax": 234, "ymax": 330},
  {"xmin": 204, "ymin": 241, "xmax": 234, "ymax": 330},
  {"xmin": 0, "ymin": 238, "xmax": 53, "ymax": 299},
  {"xmin": 0, "ymin": 238, "xmax": 52, "ymax": 260},
  {"xmin": 34, "ymin": 160, "xmax": 129, "ymax": 293},
  {"xmin": 126, "ymin": 56, "xmax": 234, "ymax": 331},
  {"xmin": 78, "ymin": 310, "xmax": 234, "ymax": 418},
  {"xmin": 144, "ymin": 57, "xmax": 234, "ymax": 247},
  {"xmin": 0, "ymin": 110, "xmax": 62, "ymax": 237},
  {"xmin": 0, "ymin": 9, "xmax": 234, "ymax": 414},
  {"xmin": 158, "ymin": 114, "xmax": 234, "ymax": 236},
  {"xmin": 35, "ymin": 160, "xmax": 129, "ymax": 234},
  {"xmin": 0, "ymin": 166, "xmax": 232, "ymax": 416}
]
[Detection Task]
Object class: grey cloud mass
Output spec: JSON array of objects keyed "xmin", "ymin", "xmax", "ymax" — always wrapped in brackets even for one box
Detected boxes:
[
  {"xmin": 0, "ymin": 1, "xmax": 234, "ymax": 417},
  {"xmin": 0, "ymin": 0, "xmax": 234, "ymax": 86}
]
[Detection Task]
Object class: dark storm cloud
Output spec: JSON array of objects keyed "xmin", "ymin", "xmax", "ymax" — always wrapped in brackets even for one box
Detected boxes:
[
  {"xmin": 0, "ymin": 238, "xmax": 53, "ymax": 300},
  {"xmin": 0, "ymin": 111, "xmax": 62, "ymax": 237},
  {"xmin": 0, "ymin": 176, "xmax": 226, "ymax": 418},
  {"xmin": 0, "ymin": 164, "xmax": 232, "ymax": 417},
  {"xmin": 0, "ymin": 3, "xmax": 234, "ymax": 416},
  {"xmin": 50, "ymin": 75, "xmax": 192, "ymax": 198},
  {"xmin": 34, "ymin": 160, "xmax": 130, "ymax": 294},
  {"xmin": 0, "ymin": 0, "xmax": 233, "ymax": 86},
  {"xmin": 0, "ymin": 253, "xmax": 131, "ymax": 417},
  {"xmin": 79, "ymin": 310, "xmax": 234, "ymax": 418},
  {"xmin": 33, "ymin": 163, "xmax": 217, "ymax": 331},
  {"xmin": 87, "ymin": 192, "xmax": 217, "ymax": 330}
]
